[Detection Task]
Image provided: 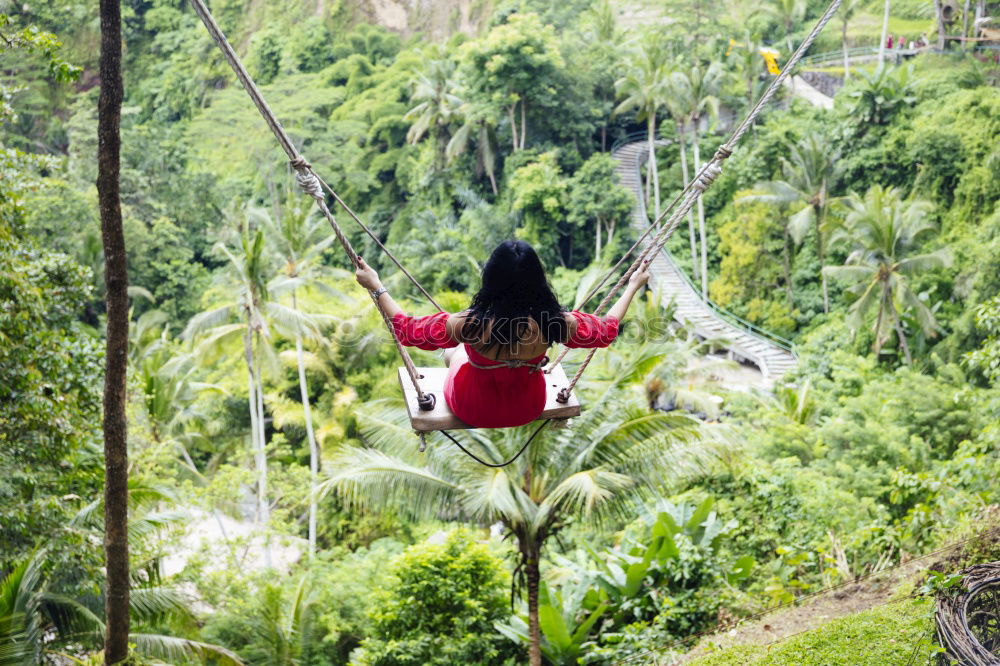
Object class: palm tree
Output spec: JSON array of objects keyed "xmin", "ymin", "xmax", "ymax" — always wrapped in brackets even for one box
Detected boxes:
[
  {"xmin": 185, "ymin": 218, "xmax": 276, "ymax": 531},
  {"xmin": 1, "ymin": 492, "xmax": 243, "ymax": 665},
  {"xmin": 257, "ymin": 202, "xmax": 344, "ymax": 557},
  {"xmin": 446, "ymin": 103, "xmax": 500, "ymax": 195},
  {"xmin": 320, "ymin": 346, "xmax": 722, "ymax": 666},
  {"xmin": 664, "ymin": 89, "xmax": 701, "ymax": 286},
  {"xmin": 404, "ymin": 56, "xmax": 462, "ymax": 173},
  {"xmin": 824, "ymin": 186, "xmax": 950, "ymax": 364},
  {"xmin": 669, "ymin": 62, "xmax": 724, "ymax": 298},
  {"xmin": 739, "ymin": 132, "xmax": 841, "ymax": 313},
  {"xmin": 614, "ymin": 41, "xmax": 671, "ymax": 218}
]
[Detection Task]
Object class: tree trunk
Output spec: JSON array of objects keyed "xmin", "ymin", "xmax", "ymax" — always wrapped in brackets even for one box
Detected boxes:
[
  {"xmin": 525, "ymin": 547, "xmax": 542, "ymax": 666},
  {"xmin": 873, "ymin": 281, "xmax": 890, "ymax": 357},
  {"xmin": 879, "ymin": 0, "xmax": 891, "ymax": 64},
  {"xmin": 595, "ymin": 216, "xmax": 602, "ymax": 260},
  {"xmin": 508, "ymin": 104, "xmax": 518, "ymax": 152},
  {"xmin": 293, "ymin": 291, "xmax": 320, "ymax": 558},
  {"xmin": 815, "ymin": 198, "xmax": 829, "ymax": 314},
  {"xmin": 650, "ymin": 118, "xmax": 660, "ymax": 219},
  {"xmin": 933, "ymin": 0, "xmax": 946, "ymax": 50},
  {"xmin": 692, "ymin": 127, "xmax": 709, "ymax": 299},
  {"xmin": 520, "ymin": 98, "xmax": 527, "ymax": 151},
  {"xmin": 782, "ymin": 226, "xmax": 795, "ymax": 307},
  {"xmin": 487, "ymin": 169, "xmax": 498, "ymax": 195},
  {"xmin": 98, "ymin": 0, "xmax": 130, "ymax": 659},
  {"xmin": 253, "ymin": 330, "xmax": 272, "ymax": 567},
  {"xmin": 243, "ymin": 324, "xmax": 264, "ymax": 523},
  {"xmin": 644, "ymin": 118, "xmax": 654, "ymax": 216},
  {"xmin": 962, "ymin": 0, "xmax": 971, "ymax": 49},
  {"xmin": 842, "ymin": 18, "xmax": 851, "ymax": 80},
  {"xmin": 253, "ymin": 332, "xmax": 269, "ymax": 522},
  {"xmin": 891, "ymin": 303, "xmax": 913, "ymax": 364},
  {"xmin": 677, "ymin": 123, "xmax": 699, "ymax": 284}
]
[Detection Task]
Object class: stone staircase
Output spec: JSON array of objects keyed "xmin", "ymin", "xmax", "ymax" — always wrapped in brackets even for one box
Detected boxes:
[{"xmin": 611, "ymin": 140, "xmax": 799, "ymax": 382}]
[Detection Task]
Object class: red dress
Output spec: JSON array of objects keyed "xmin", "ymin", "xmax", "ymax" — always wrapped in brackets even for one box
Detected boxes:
[{"xmin": 392, "ymin": 311, "xmax": 620, "ymax": 428}]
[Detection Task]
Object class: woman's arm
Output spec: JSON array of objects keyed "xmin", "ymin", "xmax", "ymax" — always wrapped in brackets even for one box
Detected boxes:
[
  {"xmin": 604, "ymin": 259, "xmax": 652, "ymax": 321},
  {"xmin": 355, "ymin": 258, "xmax": 462, "ymax": 348},
  {"xmin": 354, "ymin": 257, "xmax": 404, "ymax": 317}
]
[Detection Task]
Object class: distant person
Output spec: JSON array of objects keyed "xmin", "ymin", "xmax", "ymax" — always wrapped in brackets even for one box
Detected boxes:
[
  {"xmin": 887, "ymin": 34, "xmax": 894, "ymax": 49},
  {"xmin": 355, "ymin": 240, "xmax": 651, "ymax": 428},
  {"xmin": 898, "ymin": 37, "xmax": 906, "ymax": 49}
]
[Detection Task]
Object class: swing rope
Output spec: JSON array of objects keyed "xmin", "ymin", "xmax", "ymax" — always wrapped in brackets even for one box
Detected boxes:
[
  {"xmin": 187, "ymin": 0, "xmax": 437, "ymax": 410},
  {"xmin": 551, "ymin": 0, "xmax": 844, "ymax": 402},
  {"xmin": 188, "ymin": 0, "xmax": 842, "ymax": 462}
]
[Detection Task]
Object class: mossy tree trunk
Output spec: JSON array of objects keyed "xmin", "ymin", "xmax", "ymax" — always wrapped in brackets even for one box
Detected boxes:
[{"xmin": 98, "ymin": 0, "xmax": 130, "ymax": 660}]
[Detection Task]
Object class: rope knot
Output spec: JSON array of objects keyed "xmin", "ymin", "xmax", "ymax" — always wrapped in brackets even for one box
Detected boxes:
[
  {"xmin": 294, "ymin": 168, "xmax": 324, "ymax": 201},
  {"xmin": 692, "ymin": 161, "xmax": 724, "ymax": 192},
  {"xmin": 289, "ymin": 156, "xmax": 311, "ymax": 170},
  {"xmin": 715, "ymin": 146, "xmax": 733, "ymax": 160}
]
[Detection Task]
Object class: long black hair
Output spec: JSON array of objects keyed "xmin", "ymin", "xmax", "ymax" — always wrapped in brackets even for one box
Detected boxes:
[{"xmin": 461, "ymin": 240, "xmax": 567, "ymax": 353}]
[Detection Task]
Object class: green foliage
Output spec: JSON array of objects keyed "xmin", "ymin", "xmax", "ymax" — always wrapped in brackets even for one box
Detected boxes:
[
  {"xmin": 5, "ymin": 4, "xmax": 1000, "ymax": 666},
  {"xmin": 565, "ymin": 153, "xmax": 634, "ymax": 265},
  {"xmin": 510, "ymin": 151, "xmax": 568, "ymax": 265},
  {"xmin": 825, "ymin": 185, "xmax": 950, "ymax": 363},
  {"xmin": 0, "ymin": 225, "xmax": 102, "ymax": 570},
  {"xmin": 965, "ymin": 297, "xmax": 1000, "ymax": 384},
  {"xmin": 351, "ymin": 530, "xmax": 516, "ymax": 666},
  {"xmin": 497, "ymin": 579, "xmax": 607, "ymax": 665},
  {"xmin": 846, "ymin": 63, "xmax": 919, "ymax": 126},
  {"xmin": 459, "ymin": 12, "xmax": 564, "ymax": 151},
  {"xmin": 0, "ymin": 15, "xmax": 81, "ymax": 84}
]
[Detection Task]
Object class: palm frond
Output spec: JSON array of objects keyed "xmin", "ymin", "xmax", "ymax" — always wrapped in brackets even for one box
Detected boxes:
[
  {"xmin": 130, "ymin": 634, "xmax": 244, "ymax": 666},
  {"xmin": 320, "ymin": 446, "xmax": 460, "ymax": 518}
]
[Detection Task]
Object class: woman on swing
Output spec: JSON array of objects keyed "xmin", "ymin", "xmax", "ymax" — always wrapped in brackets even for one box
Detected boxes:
[{"xmin": 355, "ymin": 239, "xmax": 651, "ymax": 428}]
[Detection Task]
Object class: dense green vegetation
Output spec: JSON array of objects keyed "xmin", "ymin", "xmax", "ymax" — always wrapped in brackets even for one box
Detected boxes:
[{"xmin": 2, "ymin": 0, "xmax": 999, "ymax": 663}]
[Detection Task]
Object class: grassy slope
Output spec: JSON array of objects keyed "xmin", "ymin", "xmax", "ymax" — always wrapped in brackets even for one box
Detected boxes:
[{"xmin": 689, "ymin": 597, "xmax": 938, "ymax": 665}]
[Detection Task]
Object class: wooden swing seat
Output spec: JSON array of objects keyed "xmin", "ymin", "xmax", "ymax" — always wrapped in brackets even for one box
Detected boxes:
[{"xmin": 397, "ymin": 364, "xmax": 581, "ymax": 432}]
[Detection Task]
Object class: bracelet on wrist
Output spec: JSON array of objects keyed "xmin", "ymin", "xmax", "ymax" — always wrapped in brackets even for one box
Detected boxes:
[{"xmin": 370, "ymin": 286, "xmax": 388, "ymax": 299}]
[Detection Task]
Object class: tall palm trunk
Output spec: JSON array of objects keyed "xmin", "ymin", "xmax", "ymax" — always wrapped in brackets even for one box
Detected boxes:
[
  {"xmin": 962, "ymin": 0, "xmax": 971, "ymax": 50},
  {"xmin": 243, "ymin": 324, "xmax": 265, "ymax": 524},
  {"xmin": 648, "ymin": 115, "xmax": 660, "ymax": 219},
  {"xmin": 643, "ymin": 118, "xmax": 653, "ymax": 215},
  {"xmin": 507, "ymin": 104, "xmax": 518, "ymax": 152},
  {"xmin": 692, "ymin": 124, "xmax": 709, "ymax": 298},
  {"xmin": 253, "ymin": 329, "xmax": 272, "ymax": 567},
  {"xmin": 520, "ymin": 99, "xmax": 527, "ymax": 151},
  {"xmin": 253, "ymin": 331, "xmax": 269, "ymax": 521},
  {"xmin": 841, "ymin": 18, "xmax": 851, "ymax": 80},
  {"xmin": 292, "ymin": 291, "xmax": 320, "ymax": 557},
  {"xmin": 815, "ymin": 185, "xmax": 830, "ymax": 313},
  {"xmin": 782, "ymin": 226, "xmax": 795, "ymax": 306},
  {"xmin": 933, "ymin": 0, "xmax": 946, "ymax": 49},
  {"xmin": 879, "ymin": 0, "xmax": 891, "ymax": 64},
  {"xmin": 595, "ymin": 218, "xmax": 602, "ymax": 259},
  {"xmin": 525, "ymin": 546, "xmax": 542, "ymax": 666},
  {"xmin": 98, "ymin": 0, "xmax": 129, "ymax": 657},
  {"xmin": 677, "ymin": 122, "xmax": 699, "ymax": 284},
  {"xmin": 893, "ymin": 308, "xmax": 913, "ymax": 364}
]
